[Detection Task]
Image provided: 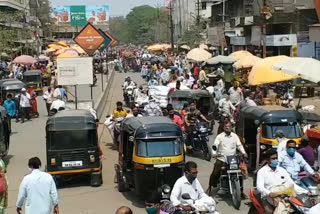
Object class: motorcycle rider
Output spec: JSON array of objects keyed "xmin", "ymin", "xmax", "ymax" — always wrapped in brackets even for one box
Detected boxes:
[
  {"xmin": 256, "ymin": 149, "xmax": 309, "ymax": 214},
  {"xmin": 144, "ymin": 97, "xmax": 162, "ymax": 116},
  {"xmin": 171, "ymin": 161, "xmax": 211, "ymax": 211},
  {"xmin": 184, "ymin": 102, "xmax": 210, "ymax": 149},
  {"xmin": 208, "ymin": 122, "xmax": 248, "ymax": 196},
  {"xmin": 113, "ymin": 101, "xmax": 128, "ymax": 119},
  {"xmin": 123, "ymin": 77, "xmax": 136, "ymax": 103},
  {"xmin": 127, "ymin": 106, "xmax": 142, "ymax": 118},
  {"xmin": 218, "ymin": 94, "xmax": 236, "ymax": 118}
]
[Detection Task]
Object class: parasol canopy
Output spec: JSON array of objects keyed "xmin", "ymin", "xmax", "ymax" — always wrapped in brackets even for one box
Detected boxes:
[
  {"xmin": 48, "ymin": 44, "xmax": 61, "ymax": 50},
  {"xmin": 12, "ymin": 55, "xmax": 36, "ymax": 65},
  {"xmin": 45, "ymin": 48, "xmax": 56, "ymax": 53},
  {"xmin": 57, "ymin": 53, "xmax": 74, "ymax": 58},
  {"xmin": 180, "ymin": 45, "xmax": 191, "ymax": 50},
  {"xmin": 64, "ymin": 50, "xmax": 79, "ymax": 57},
  {"xmin": 205, "ymin": 55, "xmax": 236, "ymax": 65},
  {"xmin": 229, "ymin": 50, "xmax": 253, "ymax": 60},
  {"xmin": 199, "ymin": 44, "xmax": 209, "ymax": 50},
  {"xmin": 233, "ymin": 55, "xmax": 262, "ymax": 70},
  {"xmin": 38, "ymin": 55, "xmax": 50, "ymax": 61},
  {"xmin": 248, "ymin": 56, "xmax": 298, "ymax": 85},
  {"xmin": 57, "ymin": 41, "xmax": 68, "ymax": 47},
  {"xmin": 187, "ymin": 48, "xmax": 211, "ymax": 62},
  {"xmin": 272, "ymin": 57, "xmax": 320, "ymax": 83}
]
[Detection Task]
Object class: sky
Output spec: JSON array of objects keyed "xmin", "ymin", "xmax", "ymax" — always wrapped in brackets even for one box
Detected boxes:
[{"xmin": 50, "ymin": 0, "xmax": 166, "ymax": 17}]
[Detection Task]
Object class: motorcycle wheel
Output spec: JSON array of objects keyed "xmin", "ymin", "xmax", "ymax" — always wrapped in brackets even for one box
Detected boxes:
[{"xmin": 231, "ymin": 179, "xmax": 241, "ymax": 209}]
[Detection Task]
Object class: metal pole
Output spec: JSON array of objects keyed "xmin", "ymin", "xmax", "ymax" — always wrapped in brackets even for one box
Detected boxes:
[
  {"xmin": 90, "ymin": 84, "xmax": 93, "ymax": 100},
  {"xmin": 262, "ymin": 24, "xmax": 267, "ymax": 58},
  {"xmin": 101, "ymin": 73, "xmax": 104, "ymax": 92},
  {"xmin": 170, "ymin": 1, "xmax": 174, "ymax": 50},
  {"xmin": 222, "ymin": 0, "xmax": 225, "ymax": 23},
  {"xmin": 75, "ymin": 85, "xmax": 78, "ymax": 109}
]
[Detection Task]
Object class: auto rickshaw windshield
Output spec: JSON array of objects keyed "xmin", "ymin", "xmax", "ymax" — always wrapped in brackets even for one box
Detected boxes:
[
  {"xmin": 24, "ymin": 75, "xmax": 41, "ymax": 82},
  {"xmin": 136, "ymin": 138, "xmax": 182, "ymax": 157},
  {"xmin": 49, "ymin": 130, "xmax": 97, "ymax": 150},
  {"xmin": 262, "ymin": 122, "xmax": 301, "ymax": 139},
  {"xmin": 171, "ymin": 98, "xmax": 191, "ymax": 110}
]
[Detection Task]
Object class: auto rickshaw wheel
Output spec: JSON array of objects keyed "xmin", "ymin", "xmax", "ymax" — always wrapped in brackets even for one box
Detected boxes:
[{"xmin": 117, "ymin": 171, "xmax": 127, "ymax": 192}]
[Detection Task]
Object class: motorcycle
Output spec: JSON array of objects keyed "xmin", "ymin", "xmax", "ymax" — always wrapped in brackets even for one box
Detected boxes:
[
  {"xmin": 104, "ymin": 115, "xmax": 125, "ymax": 145},
  {"xmin": 212, "ymin": 146, "xmax": 243, "ymax": 210},
  {"xmin": 124, "ymin": 85, "xmax": 136, "ymax": 107},
  {"xmin": 177, "ymin": 193, "xmax": 219, "ymax": 214},
  {"xmin": 186, "ymin": 121, "xmax": 212, "ymax": 161}
]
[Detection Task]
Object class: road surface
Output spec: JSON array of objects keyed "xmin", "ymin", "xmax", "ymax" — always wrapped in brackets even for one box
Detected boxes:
[{"xmin": 6, "ymin": 71, "xmax": 253, "ymax": 213}]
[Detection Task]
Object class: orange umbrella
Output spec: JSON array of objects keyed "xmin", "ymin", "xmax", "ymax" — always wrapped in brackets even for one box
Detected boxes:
[
  {"xmin": 57, "ymin": 53, "xmax": 73, "ymax": 58},
  {"xmin": 48, "ymin": 44, "xmax": 61, "ymax": 50},
  {"xmin": 64, "ymin": 50, "xmax": 79, "ymax": 57},
  {"xmin": 57, "ymin": 41, "xmax": 68, "ymax": 47},
  {"xmin": 55, "ymin": 48, "xmax": 67, "ymax": 55},
  {"xmin": 229, "ymin": 50, "xmax": 253, "ymax": 60}
]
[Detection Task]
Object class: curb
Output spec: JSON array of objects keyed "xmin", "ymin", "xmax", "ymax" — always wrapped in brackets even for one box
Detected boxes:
[{"xmin": 94, "ymin": 69, "xmax": 115, "ymax": 120}]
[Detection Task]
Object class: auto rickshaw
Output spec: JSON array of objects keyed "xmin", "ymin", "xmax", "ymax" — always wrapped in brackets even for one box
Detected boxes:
[
  {"xmin": 0, "ymin": 106, "xmax": 10, "ymax": 156},
  {"xmin": 0, "ymin": 79, "xmax": 26, "ymax": 104},
  {"xmin": 22, "ymin": 70, "xmax": 42, "ymax": 93},
  {"xmin": 46, "ymin": 110, "xmax": 102, "ymax": 186},
  {"xmin": 237, "ymin": 106, "xmax": 302, "ymax": 170},
  {"xmin": 168, "ymin": 89, "xmax": 215, "ymax": 131},
  {"xmin": 115, "ymin": 116, "xmax": 184, "ymax": 198}
]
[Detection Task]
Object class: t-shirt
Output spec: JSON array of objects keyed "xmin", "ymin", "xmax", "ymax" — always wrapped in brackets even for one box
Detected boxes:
[
  {"xmin": 186, "ymin": 110, "xmax": 201, "ymax": 126},
  {"xmin": 113, "ymin": 109, "xmax": 128, "ymax": 118},
  {"xmin": 20, "ymin": 93, "xmax": 31, "ymax": 107}
]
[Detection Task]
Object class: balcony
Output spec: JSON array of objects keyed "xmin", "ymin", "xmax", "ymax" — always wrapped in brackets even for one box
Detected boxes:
[{"xmin": 0, "ymin": 0, "xmax": 29, "ymax": 11}]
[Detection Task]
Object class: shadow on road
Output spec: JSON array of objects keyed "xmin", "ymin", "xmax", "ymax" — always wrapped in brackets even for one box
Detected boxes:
[
  {"xmin": 120, "ymin": 189, "xmax": 146, "ymax": 209},
  {"xmin": 56, "ymin": 174, "xmax": 92, "ymax": 189}
]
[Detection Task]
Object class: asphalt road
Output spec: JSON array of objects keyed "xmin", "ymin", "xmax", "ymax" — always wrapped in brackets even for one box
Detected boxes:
[{"xmin": 6, "ymin": 71, "xmax": 253, "ymax": 214}]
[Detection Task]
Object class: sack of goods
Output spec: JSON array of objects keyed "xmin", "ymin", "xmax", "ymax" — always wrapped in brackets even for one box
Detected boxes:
[{"xmin": 149, "ymin": 85, "xmax": 170, "ymax": 108}]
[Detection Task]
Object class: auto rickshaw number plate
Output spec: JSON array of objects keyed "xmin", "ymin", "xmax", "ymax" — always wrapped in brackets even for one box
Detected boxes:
[
  {"xmin": 62, "ymin": 161, "xmax": 83, "ymax": 167},
  {"xmin": 151, "ymin": 158, "xmax": 172, "ymax": 164},
  {"xmin": 154, "ymin": 164, "xmax": 170, "ymax": 168}
]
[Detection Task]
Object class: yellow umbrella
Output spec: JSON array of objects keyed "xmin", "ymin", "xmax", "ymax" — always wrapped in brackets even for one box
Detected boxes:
[
  {"xmin": 233, "ymin": 55, "xmax": 262, "ymax": 70},
  {"xmin": 229, "ymin": 50, "xmax": 253, "ymax": 60},
  {"xmin": 45, "ymin": 48, "xmax": 56, "ymax": 53},
  {"xmin": 248, "ymin": 56, "xmax": 298, "ymax": 85},
  {"xmin": 187, "ymin": 48, "xmax": 212, "ymax": 62},
  {"xmin": 57, "ymin": 53, "xmax": 73, "ymax": 58},
  {"xmin": 57, "ymin": 41, "xmax": 68, "ymax": 47},
  {"xmin": 48, "ymin": 44, "xmax": 61, "ymax": 50}
]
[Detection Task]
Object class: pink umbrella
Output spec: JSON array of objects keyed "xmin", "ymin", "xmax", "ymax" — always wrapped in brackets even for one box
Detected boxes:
[
  {"xmin": 64, "ymin": 50, "xmax": 79, "ymax": 57},
  {"xmin": 38, "ymin": 55, "xmax": 50, "ymax": 60},
  {"xmin": 12, "ymin": 55, "xmax": 37, "ymax": 65}
]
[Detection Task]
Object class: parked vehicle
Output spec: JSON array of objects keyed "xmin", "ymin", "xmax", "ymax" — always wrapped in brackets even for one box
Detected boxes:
[
  {"xmin": 115, "ymin": 116, "xmax": 184, "ymax": 199},
  {"xmin": 0, "ymin": 79, "xmax": 26, "ymax": 104},
  {"xmin": 22, "ymin": 70, "xmax": 43, "ymax": 94},
  {"xmin": 0, "ymin": 106, "xmax": 11, "ymax": 156},
  {"xmin": 46, "ymin": 110, "xmax": 102, "ymax": 187}
]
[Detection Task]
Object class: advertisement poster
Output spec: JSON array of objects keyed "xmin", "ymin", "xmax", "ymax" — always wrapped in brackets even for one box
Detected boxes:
[{"xmin": 52, "ymin": 5, "xmax": 110, "ymax": 25}]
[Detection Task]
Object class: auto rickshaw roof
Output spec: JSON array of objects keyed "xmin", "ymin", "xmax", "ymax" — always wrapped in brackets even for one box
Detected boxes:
[
  {"xmin": 23, "ymin": 70, "xmax": 42, "ymax": 76},
  {"xmin": 0, "ymin": 79, "xmax": 26, "ymax": 90},
  {"xmin": 122, "ymin": 116, "xmax": 181, "ymax": 137},
  {"xmin": 169, "ymin": 89, "xmax": 211, "ymax": 100},
  {"xmin": 46, "ymin": 110, "xmax": 96, "ymax": 131},
  {"xmin": 260, "ymin": 110, "xmax": 302, "ymax": 124},
  {"xmin": 240, "ymin": 106, "xmax": 268, "ymax": 121},
  {"xmin": 299, "ymin": 111, "xmax": 320, "ymax": 123}
]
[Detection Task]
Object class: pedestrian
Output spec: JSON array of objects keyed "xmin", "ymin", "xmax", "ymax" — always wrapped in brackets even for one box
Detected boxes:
[
  {"xmin": 27, "ymin": 86, "xmax": 38, "ymax": 117},
  {"xmin": 58, "ymin": 85, "xmax": 67, "ymax": 102},
  {"xmin": 50, "ymin": 72, "xmax": 57, "ymax": 89},
  {"xmin": 298, "ymin": 136, "xmax": 315, "ymax": 167},
  {"xmin": 52, "ymin": 86, "xmax": 61, "ymax": 101},
  {"xmin": 3, "ymin": 94, "xmax": 18, "ymax": 122},
  {"xmin": 115, "ymin": 206, "xmax": 132, "ymax": 214},
  {"xmin": 0, "ymin": 156, "xmax": 8, "ymax": 214},
  {"xmin": 43, "ymin": 87, "xmax": 53, "ymax": 115},
  {"xmin": 199, "ymin": 67, "xmax": 209, "ymax": 87},
  {"xmin": 18, "ymin": 88, "xmax": 31, "ymax": 123},
  {"xmin": 228, "ymin": 81, "xmax": 243, "ymax": 105},
  {"xmin": 16, "ymin": 157, "xmax": 59, "ymax": 214}
]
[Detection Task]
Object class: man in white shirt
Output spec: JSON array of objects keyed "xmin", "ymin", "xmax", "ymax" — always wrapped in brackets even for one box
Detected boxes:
[
  {"xmin": 52, "ymin": 86, "xmax": 61, "ymax": 101},
  {"xmin": 16, "ymin": 157, "xmax": 59, "ymax": 214},
  {"xmin": 228, "ymin": 81, "xmax": 243, "ymax": 105},
  {"xmin": 43, "ymin": 87, "xmax": 54, "ymax": 115},
  {"xmin": 218, "ymin": 94, "xmax": 235, "ymax": 117},
  {"xmin": 19, "ymin": 88, "xmax": 31, "ymax": 123},
  {"xmin": 50, "ymin": 96, "xmax": 65, "ymax": 112},
  {"xmin": 208, "ymin": 122, "xmax": 247, "ymax": 195},
  {"xmin": 275, "ymin": 130, "xmax": 288, "ymax": 155},
  {"xmin": 256, "ymin": 149, "xmax": 308, "ymax": 214},
  {"xmin": 170, "ymin": 161, "xmax": 209, "ymax": 211}
]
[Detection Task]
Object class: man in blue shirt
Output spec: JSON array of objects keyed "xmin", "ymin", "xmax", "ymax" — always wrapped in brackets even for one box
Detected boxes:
[
  {"xmin": 58, "ymin": 85, "xmax": 67, "ymax": 102},
  {"xmin": 3, "ymin": 94, "xmax": 17, "ymax": 121},
  {"xmin": 278, "ymin": 140, "xmax": 318, "ymax": 183}
]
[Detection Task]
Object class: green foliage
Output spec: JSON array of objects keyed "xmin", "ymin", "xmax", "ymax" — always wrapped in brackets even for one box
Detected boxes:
[{"xmin": 109, "ymin": 5, "xmax": 170, "ymax": 45}]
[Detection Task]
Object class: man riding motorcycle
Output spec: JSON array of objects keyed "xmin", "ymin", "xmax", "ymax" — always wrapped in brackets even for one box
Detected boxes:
[
  {"xmin": 184, "ymin": 102, "xmax": 210, "ymax": 149},
  {"xmin": 112, "ymin": 102, "xmax": 128, "ymax": 144},
  {"xmin": 123, "ymin": 77, "xmax": 136, "ymax": 104}
]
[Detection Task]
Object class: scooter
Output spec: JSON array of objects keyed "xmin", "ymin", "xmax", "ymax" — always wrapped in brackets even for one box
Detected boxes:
[
  {"xmin": 212, "ymin": 146, "xmax": 243, "ymax": 210},
  {"xmin": 186, "ymin": 121, "xmax": 212, "ymax": 161},
  {"xmin": 177, "ymin": 193, "xmax": 219, "ymax": 214},
  {"xmin": 124, "ymin": 85, "xmax": 136, "ymax": 107}
]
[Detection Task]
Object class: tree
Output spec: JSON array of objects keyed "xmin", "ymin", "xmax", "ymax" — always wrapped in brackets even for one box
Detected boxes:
[{"xmin": 109, "ymin": 17, "xmax": 130, "ymax": 44}]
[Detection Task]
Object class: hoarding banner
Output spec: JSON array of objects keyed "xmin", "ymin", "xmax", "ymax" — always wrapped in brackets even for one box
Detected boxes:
[{"xmin": 52, "ymin": 5, "xmax": 110, "ymax": 25}]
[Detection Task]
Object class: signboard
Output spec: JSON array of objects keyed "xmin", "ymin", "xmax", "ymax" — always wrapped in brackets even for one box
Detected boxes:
[
  {"xmin": 98, "ymin": 29, "xmax": 112, "ymax": 51},
  {"xmin": 74, "ymin": 23, "xmax": 105, "ymax": 56},
  {"xmin": 207, "ymin": 26, "xmax": 227, "ymax": 47},
  {"xmin": 57, "ymin": 57, "xmax": 93, "ymax": 85},
  {"xmin": 52, "ymin": 5, "xmax": 110, "ymax": 25},
  {"xmin": 251, "ymin": 26, "xmax": 262, "ymax": 46},
  {"xmin": 70, "ymin": 6, "xmax": 86, "ymax": 27},
  {"xmin": 230, "ymin": 37, "xmax": 250, "ymax": 46},
  {"xmin": 266, "ymin": 34, "xmax": 297, "ymax": 46}
]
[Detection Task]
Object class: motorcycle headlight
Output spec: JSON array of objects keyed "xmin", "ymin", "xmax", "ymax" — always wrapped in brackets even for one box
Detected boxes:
[
  {"xmin": 230, "ymin": 164, "xmax": 239, "ymax": 170},
  {"xmin": 193, "ymin": 131, "xmax": 197, "ymax": 134},
  {"xmin": 260, "ymin": 145, "xmax": 266, "ymax": 150},
  {"xmin": 200, "ymin": 127, "xmax": 207, "ymax": 132},
  {"xmin": 162, "ymin": 184, "xmax": 171, "ymax": 194}
]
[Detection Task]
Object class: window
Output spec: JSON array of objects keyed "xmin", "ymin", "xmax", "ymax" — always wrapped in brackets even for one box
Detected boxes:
[
  {"xmin": 201, "ymin": 2, "xmax": 207, "ymax": 10},
  {"xmin": 262, "ymin": 123, "xmax": 301, "ymax": 139},
  {"xmin": 136, "ymin": 139, "xmax": 182, "ymax": 157}
]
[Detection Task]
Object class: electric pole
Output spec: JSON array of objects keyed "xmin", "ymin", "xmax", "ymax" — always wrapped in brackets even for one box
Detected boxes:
[
  {"xmin": 169, "ymin": 1, "xmax": 174, "ymax": 50},
  {"xmin": 261, "ymin": 0, "xmax": 267, "ymax": 58},
  {"xmin": 196, "ymin": 0, "xmax": 200, "ymax": 25}
]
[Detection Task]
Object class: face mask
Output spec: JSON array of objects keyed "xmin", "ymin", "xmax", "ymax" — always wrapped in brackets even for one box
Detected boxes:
[
  {"xmin": 287, "ymin": 148, "xmax": 296, "ymax": 157},
  {"xmin": 146, "ymin": 206, "xmax": 158, "ymax": 214},
  {"xmin": 186, "ymin": 173, "xmax": 197, "ymax": 183},
  {"xmin": 270, "ymin": 160, "xmax": 278, "ymax": 168}
]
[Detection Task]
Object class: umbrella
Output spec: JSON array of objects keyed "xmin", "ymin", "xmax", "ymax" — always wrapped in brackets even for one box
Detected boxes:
[
  {"xmin": 45, "ymin": 48, "xmax": 56, "ymax": 53},
  {"xmin": 57, "ymin": 53, "xmax": 73, "ymax": 58},
  {"xmin": 229, "ymin": 50, "xmax": 253, "ymax": 60},
  {"xmin": 187, "ymin": 48, "xmax": 211, "ymax": 62},
  {"xmin": 12, "ymin": 55, "xmax": 36, "ymax": 65},
  {"xmin": 57, "ymin": 41, "xmax": 68, "ymax": 47},
  {"xmin": 74, "ymin": 46, "xmax": 86, "ymax": 54},
  {"xmin": 38, "ymin": 55, "xmax": 50, "ymax": 60},
  {"xmin": 55, "ymin": 48, "xmax": 67, "ymax": 55},
  {"xmin": 48, "ymin": 44, "xmax": 61, "ymax": 50},
  {"xmin": 199, "ymin": 44, "xmax": 209, "ymax": 50},
  {"xmin": 272, "ymin": 57, "xmax": 320, "ymax": 83},
  {"xmin": 205, "ymin": 55, "xmax": 236, "ymax": 65},
  {"xmin": 180, "ymin": 45, "xmax": 191, "ymax": 50},
  {"xmin": 64, "ymin": 50, "xmax": 79, "ymax": 57},
  {"xmin": 248, "ymin": 56, "xmax": 298, "ymax": 86},
  {"xmin": 233, "ymin": 55, "xmax": 262, "ymax": 70}
]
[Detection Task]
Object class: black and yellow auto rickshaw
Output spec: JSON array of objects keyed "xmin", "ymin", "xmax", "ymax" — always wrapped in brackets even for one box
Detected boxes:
[
  {"xmin": 0, "ymin": 106, "xmax": 11, "ymax": 156},
  {"xmin": 168, "ymin": 89, "xmax": 215, "ymax": 130},
  {"xmin": 22, "ymin": 70, "xmax": 42, "ymax": 93},
  {"xmin": 115, "ymin": 116, "xmax": 184, "ymax": 198},
  {"xmin": 0, "ymin": 79, "xmax": 26, "ymax": 104},
  {"xmin": 237, "ymin": 106, "xmax": 302, "ymax": 170},
  {"xmin": 46, "ymin": 110, "xmax": 102, "ymax": 186}
]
